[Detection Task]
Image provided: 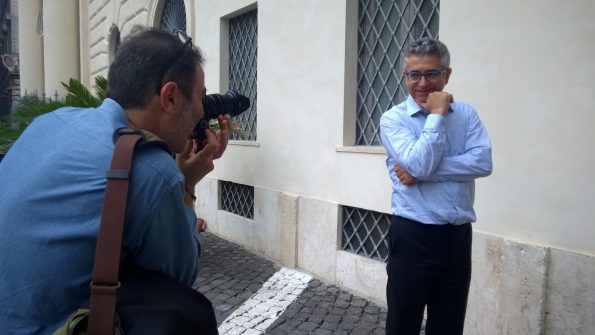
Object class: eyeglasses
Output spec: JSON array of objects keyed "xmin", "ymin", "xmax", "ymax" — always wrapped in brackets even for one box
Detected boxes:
[
  {"xmin": 404, "ymin": 69, "xmax": 447, "ymax": 83},
  {"xmin": 155, "ymin": 30, "xmax": 193, "ymax": 93}
]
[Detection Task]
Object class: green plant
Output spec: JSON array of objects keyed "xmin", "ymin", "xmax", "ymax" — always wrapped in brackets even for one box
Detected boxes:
[
  {"xmin": 0, "ymin": 96, "xmax": 64, "ymax": 153},
  {"xmin": 0, "ymin": 76, "xmax": 107, "ymax": 154},
  {"xmin": 62, "ymin": 75, "xmax": 107, "ymax": 108}
]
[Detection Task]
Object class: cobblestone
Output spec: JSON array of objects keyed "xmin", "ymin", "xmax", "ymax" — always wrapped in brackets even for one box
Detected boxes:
[{"xmin": 195, "ymin": 232, "xmax": 429, "ymax": 334}]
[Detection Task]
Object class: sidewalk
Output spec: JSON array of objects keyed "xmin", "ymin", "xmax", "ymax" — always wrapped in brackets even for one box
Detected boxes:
[{"xmin": 194, "ymin": 232, "xmax": 388, "ymax": 335}]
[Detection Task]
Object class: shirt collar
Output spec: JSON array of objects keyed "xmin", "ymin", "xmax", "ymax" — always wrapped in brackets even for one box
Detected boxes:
[
  {"xmin": 405, "ymin": 95, "xmax": 425, "ymax": 116},
  {"xmin": 98, "ymin": 98, "xmax": 128, "ymax": 127},
  {"xmin": 100, "ymin": 98, "xmax": 174, "ymax": 156}
]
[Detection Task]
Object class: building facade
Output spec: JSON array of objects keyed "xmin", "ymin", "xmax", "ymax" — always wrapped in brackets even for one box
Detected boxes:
[
  {"xmin": 18, "ymin": 1, "xmax": 595, "ymax": 334},
  {"xmin": 0, "ymin": 0, "xmax": 18, "ymax": 115}
]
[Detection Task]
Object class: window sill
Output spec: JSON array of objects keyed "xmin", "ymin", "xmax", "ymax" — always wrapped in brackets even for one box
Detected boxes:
[
  {"xmin": 335, "ymin": 146, "xmax": 386, "ymax": 155},
  {"xmin": 229, "ymin": 140, "xmax": 261, "ymax": 147}
]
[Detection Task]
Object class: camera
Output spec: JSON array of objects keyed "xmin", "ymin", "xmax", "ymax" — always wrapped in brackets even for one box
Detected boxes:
[{"xmin": 191, "ymin": 90, "xmax": 250, "ymax": 141}]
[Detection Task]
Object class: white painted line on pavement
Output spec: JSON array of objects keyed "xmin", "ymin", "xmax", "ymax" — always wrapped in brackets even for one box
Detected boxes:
[{"xmin": 218, "ymin": 267, "xmax": 313, "ymax": 334}]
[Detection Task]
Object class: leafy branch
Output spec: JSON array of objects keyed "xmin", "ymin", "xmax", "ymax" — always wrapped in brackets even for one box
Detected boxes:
[{"xmin": 0, "ymin": 76, "xmax": 107, "ymax": 154}]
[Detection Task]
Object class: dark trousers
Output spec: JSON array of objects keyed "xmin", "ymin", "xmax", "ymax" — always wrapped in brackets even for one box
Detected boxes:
[{"xmin": 385, "ymin": 216, "xmax": 472, "ymax": 335}]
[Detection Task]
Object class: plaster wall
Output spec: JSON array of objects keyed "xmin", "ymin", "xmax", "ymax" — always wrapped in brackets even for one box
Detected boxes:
[
  {"xmin": 441, "ymin": 0, "xmax": 595, "ymax": 255},
  {"xmin": 195, "ymin": 0, "xmax": 392, "ymax": 215}
]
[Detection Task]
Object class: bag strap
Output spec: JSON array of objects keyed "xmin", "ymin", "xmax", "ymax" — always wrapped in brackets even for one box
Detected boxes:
[{"xmin": 87, "ymin": 132, "xmax": 144, "ymax": 335}]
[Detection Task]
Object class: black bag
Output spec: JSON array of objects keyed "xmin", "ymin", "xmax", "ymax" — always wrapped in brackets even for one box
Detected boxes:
[
  {"xmin": 117, "ymin": 266, "xmax": 217, "ymax": 334},
  {"xmin": 54, "ymin": 130, "xmax": 217, "ymax": 335},
  {"xmin": 55, "ymin": 267, "xmax": 218, "ymax": 335}
]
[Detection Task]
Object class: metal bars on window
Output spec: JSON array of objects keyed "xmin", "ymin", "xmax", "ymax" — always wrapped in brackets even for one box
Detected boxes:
[
  {"xmin": 220, "ymin": 181, "xmax": 254, "ymax": 220},
  {"xmin": 229, "ymin": 9, "xmax": 258, "ymax": 141},
  {"xmin": 356, "ymin": 0, "xmax": 439, "ymax": 145},
  {"xmin": 341, "ymin": 206, "xmax": 391, "ymax": 262},
  {"xmin": 159, "ymin": 0, "xmax": 187, "ymax": 33}
]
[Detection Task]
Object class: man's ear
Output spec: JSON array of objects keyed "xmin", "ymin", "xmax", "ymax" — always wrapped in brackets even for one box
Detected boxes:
[
  {"xmin": 159, "ymin": 82, "xmax": 178, "ymax": 114},
  {"xmin": 444, "ymin": 68, "xmax": 452, "ymax": 84}
]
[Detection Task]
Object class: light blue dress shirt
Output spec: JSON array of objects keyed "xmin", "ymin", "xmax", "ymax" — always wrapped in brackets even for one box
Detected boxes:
[
  {"xmin": 0, "ymin": 99, "xmax": 201, "ymax": 334},
  {"xmin": 380, "ymin": 95, "xmax": 492, "ymax": 225}
]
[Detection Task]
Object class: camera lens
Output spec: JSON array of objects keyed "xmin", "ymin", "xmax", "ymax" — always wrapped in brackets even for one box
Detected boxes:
[
  {"xmin": 203, "ymin": 90, "xmax": 250, "ymax": 120},
  {"xmin": 192, "ymin": 90, "xmax": 250, "ymax": 141}
]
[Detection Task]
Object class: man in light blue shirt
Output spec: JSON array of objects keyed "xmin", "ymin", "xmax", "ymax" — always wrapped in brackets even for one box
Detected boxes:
[
  {"xmin": 380, "ymin": 38, "xmax": 492, "ymax": 335},
  {"xmin": 0, "ymin": 28, "xmax": 229, "ymax": 334}
]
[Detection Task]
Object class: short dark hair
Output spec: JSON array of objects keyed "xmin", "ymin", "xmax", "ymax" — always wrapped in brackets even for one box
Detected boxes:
[
  {"xmin": 404, "ymin": 37, "xmax": 450, "ymax": 69},
  {"xmin": 106, "ymin": 26, "xmax": 205, "ymax": 109}
]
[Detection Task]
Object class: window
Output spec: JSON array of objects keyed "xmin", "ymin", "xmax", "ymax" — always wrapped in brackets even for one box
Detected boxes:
[
  {"xmin": 341, "ymin": 206, "xmax": 391, "ymax": 262},
  {"xmin": 356, "ymin": 0, "xmax": 439, "ymax": 145},
  {"xmin": 220, "ymin": 181, "xmax": 254, "ymax": 220},
  {"xmin": 228, "ymin": 9, "xmax": 257, "ymax": 141},
  {"xmin": 160, "ymin": 0, "xmax": 187, "ymax": 33}
]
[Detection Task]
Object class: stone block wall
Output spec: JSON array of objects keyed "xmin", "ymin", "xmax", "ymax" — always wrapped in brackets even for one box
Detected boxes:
[{"xmin": 197, "ymin": 177, "xmax": 595, "ymax": 334}]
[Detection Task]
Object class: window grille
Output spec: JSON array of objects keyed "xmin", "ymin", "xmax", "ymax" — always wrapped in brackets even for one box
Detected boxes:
[
  {"xmin": 220, "ymin": 181, "xmax": 254, "ymax": 220},
  {"xmin": 356, "ymin": 0, "xmax": 439, "ymax": 145},
  {"xmin": 341, "ymin": 206, "xmax": 391, "ymax": 262},
  {"xmin": 229, "ymin": 9, "xmax": 257, "ymax": 141},
  {"xmin": 160, "ymin": 0, "xmax": 187, "ymax": 33}
]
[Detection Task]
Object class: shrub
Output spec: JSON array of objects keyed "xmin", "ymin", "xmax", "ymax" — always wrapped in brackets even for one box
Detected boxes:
[{"xmin": 0, "ymin": 76, "xmax": 106, "ymax": 154}]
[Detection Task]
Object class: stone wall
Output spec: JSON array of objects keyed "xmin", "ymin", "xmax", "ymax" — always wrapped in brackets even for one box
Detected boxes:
[{"xmin": 197, "ymin": 177, "xmax": 595, "ymax": 334}]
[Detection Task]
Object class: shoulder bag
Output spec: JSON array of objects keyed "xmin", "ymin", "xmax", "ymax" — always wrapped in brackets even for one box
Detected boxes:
[{"xmin": 53, "ymin": 130, "xmax": 218, "ymax": 335}]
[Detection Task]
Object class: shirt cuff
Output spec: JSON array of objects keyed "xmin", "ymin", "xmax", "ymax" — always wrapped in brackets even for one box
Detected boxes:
[{"xmin": 425, "ymin": 113, "xmax": 444, "ymax": 130}]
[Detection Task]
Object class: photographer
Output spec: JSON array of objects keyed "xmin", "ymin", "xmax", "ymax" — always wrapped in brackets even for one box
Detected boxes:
[{"xmin": 0, "ymin": 27, "xmax": 228, "ymax": 334}]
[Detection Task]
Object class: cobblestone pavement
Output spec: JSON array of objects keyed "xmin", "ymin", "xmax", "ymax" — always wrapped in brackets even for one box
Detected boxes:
[{"xmin": 194, "ymin": 232, "xmax": 389, "ymax": 335}]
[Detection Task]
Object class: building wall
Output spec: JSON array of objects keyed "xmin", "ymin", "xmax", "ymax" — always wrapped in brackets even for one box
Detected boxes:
[
  {"xmin": 442, "ymin": 0, "xmax": 595, "ymax": 257},
  {"xmin": 8, "ymin": 0, "xmax": 19, "ymax": 106},
  {"xmin": 42, "ymin": 0, "xmax": 79, "ymax": 97},
  {"xmin": 440, "ymin": 1, "xmax": 595, "ymax": 332},
  {"xmin": 0, "ymin": 0, "xmax": 20, "ymax": 113},
  {"xmin": 16, "ymin": 0, "xmax": 43, "ymax": 96},
  {"xmin": 81, "ymin": 0, "xmax": 595, "ymax": 333}
]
